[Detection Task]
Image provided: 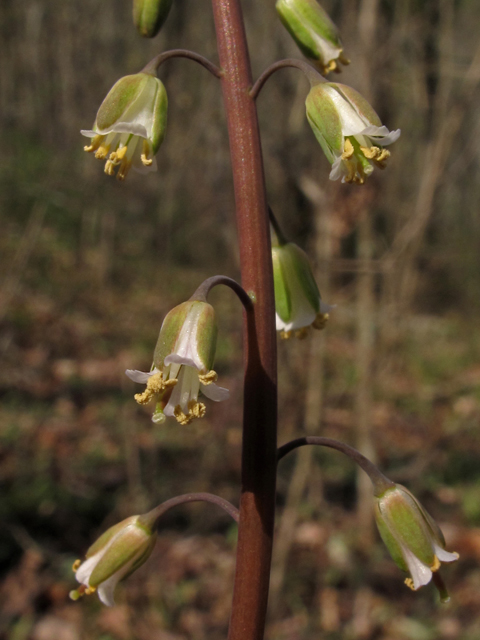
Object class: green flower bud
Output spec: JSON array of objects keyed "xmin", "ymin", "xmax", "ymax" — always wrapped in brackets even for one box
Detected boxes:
[
  {"xmin": 126, "ymin": 301, "xmax": 229, "ymax": 425},
  {"xmin": 70, "ymin": 515, "xmax": 157, "ymax": 606},
  {"xmin": 306, "ymin": 82, "xmax": 400, "ymax": 184},
  {"xmin": 272, "ymin": 240, "xmax": 333, "ymax": 340},
  {"xmin": 82, "ymin": 72, "xmax": 168, "ymax": 181},
  {"xmin": 375, "ymin": 484, "xmax": 458, "ymax": 595},
  {"xmin": 133, "ymin": 0, "xmax": 173, "ymax": 38},
  {"xmin": 276, "ymin": 0, "xmax": 349, "ymax": 75}
]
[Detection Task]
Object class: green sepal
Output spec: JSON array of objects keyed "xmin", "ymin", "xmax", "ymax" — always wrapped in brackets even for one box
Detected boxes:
[
  {"xmin": 377, "ymin": 487, "xmax": 436, "ymax": 568},
  {"xmin": 374, "ymin": 502, "xmax": 409, "ymax": 572},
  {"xmin": 95, "ymin": 75, "xmax": 148, "ymax": 132},
  {"xmin": 306, "ymin": 85, "xmax": 343, "ymax": 162},
  {"xmin": 89, "ymin": 521, "xmax": 154, "ymax": 587},
  {"xmin": 272, "ymin": 247, "xmax": 291, "ymax": 323},
  {"xmin": 86, "ymin": 516, "xmax": 138, "ymax": 558},
  {"xmin": 150, "ymin": 78, "xmax": 168, "ymax": 153},
  {"xmin": 193, "ymin": 303, "xmax": 217, "ymax": 371},
  {"xmin": 133, "ymin": 0, "xmax": 173, "ymax": 38},
  {"xmin": 276, "ymin": 0, "xmax": 341, "ymax": 61},
  {"xmin": 286, "ymin": 243, "xmax": 321, "ymax": 314},
  {"xmin": 154, "ymin": 302, "xmax": 194, "ymax": 369}
]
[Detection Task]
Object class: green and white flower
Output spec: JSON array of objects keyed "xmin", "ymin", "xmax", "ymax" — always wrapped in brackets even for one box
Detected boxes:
[
  {"xmin": 126, "ymin": 301, "xmax": 228, "ymax": 425},
  {"xmin": 272, "ymin": 241, "xmax": 333, "ymax": 339},
  {"xmin": 82, "ymin": 72, "xmax": 167, "ymax": 181},
  {"xmin": 306, "ymin": 82, "xmax": 400, "ymax": 184},
  {"xmin": 276, "ymin": 0, "xmax": 349, "ymax": 75},
  {"xmin": 70, "ymin": 515, "xmax": 156, "ymax": 607},
  {"xmin": 375, "ymin": 484, "xmax": 458, "ymax": 594}
]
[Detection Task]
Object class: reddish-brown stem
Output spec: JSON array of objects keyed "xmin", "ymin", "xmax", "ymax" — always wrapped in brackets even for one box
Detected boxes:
[
  {"xmin": 210, "ymin": 1, "xmax": 277, "ymax": 639},
  {"xmin": 250, "ymin": 59, "xmax": 325, "ymax": 100}
]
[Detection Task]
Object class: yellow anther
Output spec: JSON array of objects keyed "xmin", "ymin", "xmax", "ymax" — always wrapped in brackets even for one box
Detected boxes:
[
  {"xmin": 404, "ymin": 578, "xmax": 416, "ymax": 591},
  {"xmin": 95, "ymin": 144, "xmax": 111, "ymax": 160},
  {"xmin": 84, "ymin": 135, "xmax": 103, "ymax": 153},
  {"xmin": 134, "ymin": 372, "xmax": 171, "ymax": 405},
  {"xmin": 312, "ymin": 312, "xmax": 329, "ymax": 330},
  {"xmin": 72, "ymin": 559, "xmax": 82, "ymax": 572},
  {"xmin": 141, "ymin": 140, "xmax": 153, "ymax": 166},
  {"xmin": 342, "ymin": 138, "xmax": 354, "ymax": 160},
  {"xmin": 360, "ymin": 145, "xmax": 380, "ymax": 160},
  {"xmin": 295, "ymin": 327, "xmax": 309, "ymax": 340},
  {"xmin": 189, "ymin": 400, "xmax": 206, "ymax": 419},
  {"xmin": 115, "ymin": 145, "xmax": 128, "ymax": 161},
  {"xmin": 280, "ymin": 330, "xmax": 292, "ymax": 340},
  {"xmin": 104, "ymin": 160, "xmax": 116, "ymax": 176},
  {"xmin": 343, "ymin": 159, "xmax": 356, "ymax": 184},
  {"xmin": 117, "ymin": 159, "xmax": 132, "ymax": 182},
  {"xmin": 325, "ymin": 59, "xmax": 337, "ymax": 74},
  {"xmin": 174, "ymin": 405, "xmax": 192, "ymax": 425},
  {"xmin": 164, "ymin": 378, "xmax": 178, "ymax": 388},
  {"xmin": 373, "ymin": 148, "xmax": 391, "ymax": 169},
  {"xmin": 85, "ymin": 586, "xmax": 97, "ymax": 595},
  {"xmin": 339, "ymin": 51, "xmax": 351, "ymax": 66},
  {"xmin": 199, "ymin": 370, "xmax": 218, "ymax": 385},
  {"xmin": 430, "ymin": 556, "xmax": 441, "ymax": 572}
]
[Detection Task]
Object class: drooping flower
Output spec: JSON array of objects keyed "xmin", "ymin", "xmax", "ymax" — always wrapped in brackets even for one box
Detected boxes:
[
  {"xmin": 126, "ymin": 300, "xmax": 229, "ymax": 425},
  {"xmin": 272, "ymin": 240, "xmax": 333, "ymax": 340},
  {"xmin": 375, "ymin": 484, "xmax": 459, "ymax": 597},
  {"xmin": 276, "ymin": 0, "xmax": 349, "ymax": 75},
  {"xmin": 82, "ymin": 72, "xmax": 167, "ymax": 181},
  {"xmin": 306, "ymin": 81, "xmax": 400, "ymax": 184},
  {"xmin": 70, "ymin": 515, "xmax": 156, "ymax": 607},
  {"xmin": 133, "ymin": 0, "xmax": 173, "ymax": 38}
]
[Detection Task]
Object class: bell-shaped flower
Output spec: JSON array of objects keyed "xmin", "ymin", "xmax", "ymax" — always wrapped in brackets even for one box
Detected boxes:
[
  {"xmin": 126, "ymin": 300, "xmax": 229, "ymax": 425},
  {"xmin": 82, "ymin": 72, "xmax": 167, "ymax": 181},
  {"xmin": 306, "ymin": 81, "xmax": 400, "ymax": 184},
  {"xmin": 70, "ymin": 515, "xmax": 156, "ymax": 606},
  {"xmin": 133, "ymin": 0, "xmax": 173, "ymax": 38},
  {"xmin": 276, "ymin": 0, "xmax": 349, "ymax": 75},
  {"xmin": 375, "ymin": 484, "xmax": 458, "ymax": 596},
  {"xmin": 272, "ymin": 240, "xmax": 333, "ymax": 340}
]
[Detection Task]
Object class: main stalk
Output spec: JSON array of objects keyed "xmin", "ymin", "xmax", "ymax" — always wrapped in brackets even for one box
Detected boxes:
[{"xmin": 210, "ymin": 1, "xmax": 278, "ymax": 639}]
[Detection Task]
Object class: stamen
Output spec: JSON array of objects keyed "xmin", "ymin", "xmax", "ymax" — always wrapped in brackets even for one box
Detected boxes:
[
  {"xmin": 342, "ymin": 138, "xmax": 354, "ymax": 160},
  {"xmin": 141, "ymin": 140, "xmax": 153, "ymax": 166},
  {"xmin": 84, "ymin": 135, "xmax": 104, "ymax": 153},
  {"xmin": 199, "ymin": 370, "xmax": 218, "ymax": 385},
  {"xmin": 373, "ymin": 149, "xmax": 391, "ymax": 169},
  {"xmin": 85, "ymin": 586, "xmax": 97, "ymax": 595},
  {"xmin": 104, "ymin": 160, "xmax": 116, "ymax": 176},
  {"xmin": 430, "ymin": 556, "xmax": 441, "ymax": 572},
  {"xmin": 115, "ymin": 146, "xmax": 128, "ymax": 161},
  {"xmin": 312, "ymin": 312, "xmax": 329, "ymax": 330},
  {"xmin": 360, "ymin": 145, "xmax": 381, "ymax": 160},
  {"xmin": 95, "ymin": 144, "xmax": 111, "ymax": 160},
  {"xmin": 134, "ymin": 372, "xmax": 173, "ymax": 405},
  {"xmin": 117, "ymin": 159, "xmax": 132, "ymax": 182},
  {"xmin": 404, "ymin": 578, "xmax": 416, "ymax": 591},
  {"xmin": 280, "ymin": 330, "xmax": 292, "ymax": 340},
  {"xmin": 339, "ymin": 52, "xmax": 351, "ymax": 66},
  {"xmin": 189, "ymin": 400, "xmax": 206, "ymax": 419},
  {"xmin": 174, "ymin": 405, "xmax": 193, "ymax": 425},
  {"xmin": 72, "ymin": 559, "xmax": 82, "ymax": 572}
]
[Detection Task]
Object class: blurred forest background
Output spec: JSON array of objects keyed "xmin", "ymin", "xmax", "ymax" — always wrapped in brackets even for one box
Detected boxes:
[{"xmin": 1, "ymin": 0, "xmax": 480, "ymax": 638}]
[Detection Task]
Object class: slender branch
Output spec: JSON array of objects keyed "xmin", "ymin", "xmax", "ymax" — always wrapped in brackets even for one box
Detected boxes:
[
  {"xmin": 277, "ymin": 436, "xmax": 395, "ymax": 497},
  {"xmin": 142, "ymin": 49, "xmax": 223, "ymax": 78},
  {"xmin": 139, "ymin": 493, "xmax": 239, "ymax": 530},
  {"xmin": 250, "ymin": 59, "xmax": 325, "ymax": 100},
  {"xmin": 268, "ymin": 206, "xmax": 288, "ymax": 246},
  {"xmin": 190, "ymin": 275, "xmax": 254, "ymax": 311},
  {"xmin": 211, "ymin": 1, "xmax": 278, "ymax": 639}
]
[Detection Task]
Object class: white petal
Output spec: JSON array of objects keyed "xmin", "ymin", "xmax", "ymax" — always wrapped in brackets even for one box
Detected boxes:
[
  {"xmin": 401, "ymin": 546, "xmax": 432, "ymax": 590},
  {"xmin": 125, "ymin": 368, "xmax": 159, "ymax": 383},
  {"xmin": 433, "ymin": 544, "xmax": 459, "ymax": 564},
  {"xmin": 164, "ymin": 354, "xmax": 199, "ymax": 369},
  {"xmin": 361, "ymin": 125, "xmax": 401, "ymax": 146},
  {"xmin": 320, "ymin": 301, "xmax": 336, "ymax": 314},
  {"xmin": 96, "ymin": 571, "xmax": 121, "ymax": 607},
  {"xmin": 329, "ymin": 155, "xmax": 345, "ymax": 182},
  {"xmin": 81, "ymin": 129, "xmax": 98, "ymax": 138},
  {"xmin": 323, "ymin": 86, "xmax": 370, "ymax": 136},
  {"xmin": 200, "ymin": 382, "xmax": 230, "ymax": 402},
  {"xmin": 75, "ymin": 552, "xmax": 104, "ymax": 586},
  {"xmin": 109, "ymin": 122, "xmax": 148, "ymax": 138},
  {"xmin": 276, "ymin": 313, "xmax": 287, "ymax": 331}
]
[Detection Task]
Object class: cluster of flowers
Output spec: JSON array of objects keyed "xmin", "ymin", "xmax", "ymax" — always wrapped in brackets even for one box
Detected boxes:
[{"xmin": 72, "ymin": 0, "xmax": 458, "ymax": 612}]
